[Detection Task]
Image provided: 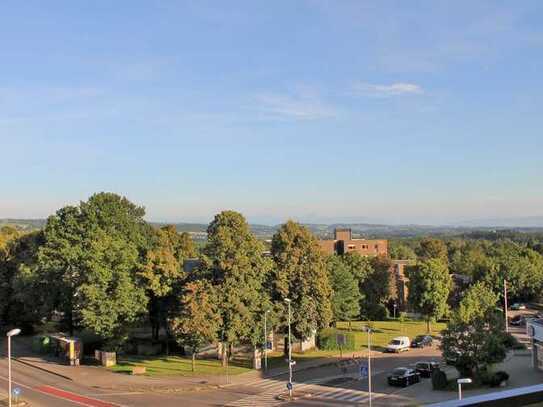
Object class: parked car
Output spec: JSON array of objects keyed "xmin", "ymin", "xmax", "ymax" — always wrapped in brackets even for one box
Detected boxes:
[
  {"xmin": 510, "ymin": 315, "xmax": 525, "ymax": 326},
  {"xmin": 415, "ymin": 361, "xmax": 440, "ymax": 378},
  {"xmin": 411, "ymin": 335, "xmax": 433, "ymax": 348},
  {"xmin": 511, "ymin": 303, "xmax": 526, "ymax": 310},
  {"xmin": 387, "ymin": 367, "xmax": 421, "ymax": 387},
  {"xmin": 445, "ymin": 351, "xmax": 460, "ymax": 366},
  {"xmin": 385, "ymin": 336, "xmax": 411, "ymax": 353}
]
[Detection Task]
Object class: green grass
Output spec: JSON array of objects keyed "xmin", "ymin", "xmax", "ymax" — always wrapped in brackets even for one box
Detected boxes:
[
  {"xmin": 335, "ymin": 320, "xmax": 446, "ymax": 351},
  {"xmin": 110, "ymin": 320, "xmax": 446, "ymax": 376},
  {"xmin": 266, "ymin": 319, "xmax": 446, "ymax": 369},
  {"xmin": 109, "ymin": 355, "xmax": 252, "ymax": 377}
]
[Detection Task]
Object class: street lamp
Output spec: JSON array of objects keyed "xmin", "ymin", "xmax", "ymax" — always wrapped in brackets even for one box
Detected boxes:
[
  {"xmin": 263, "ymin": 309, "xmax": 270, "ymax": 371},
  {"xmin": 393, "ymin": 302, "xmax": 397, "ymax": 319},
  {"xmin": 457, "ymin": 378, "xmax": 472, "ymax": 400},
  {"xmin": 284, "ymin": 298, "xmax": 293, "ymax": 399},
  {"xmin": 7, "ymin": 328, "xmax": 21, "ymax": 407},
  {"xmin": 367, "ymin": 326, "xmax": 373, "ymax": 407}
]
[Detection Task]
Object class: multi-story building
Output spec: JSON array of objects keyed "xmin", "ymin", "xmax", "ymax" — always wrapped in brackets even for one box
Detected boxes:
[{"xmin": 318, "ymin": 228, "xmax": 388, "ymax": 257}]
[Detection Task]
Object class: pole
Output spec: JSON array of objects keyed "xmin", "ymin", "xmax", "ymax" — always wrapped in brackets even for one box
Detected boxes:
[
  {"xmin": 8, "ymin": 335, "xmax": 12, "ymax": 407},
  {"xmin": 368, "ymin": 327, "xmax": 372, "ymax": 407},
  {"xmin": 458, "ymin": 382, "xmax": 462, "ymax": 400},
  {"xmin": 504, "ymin": 279, "xmax": 509, "ymax": 333},
  {"xmin": 264, "ymin": 311, "xmax": 268, "ymax": 371},
  {"xmin": 288, "ymin": 301, "xmax": 292, "ymax": 399}
]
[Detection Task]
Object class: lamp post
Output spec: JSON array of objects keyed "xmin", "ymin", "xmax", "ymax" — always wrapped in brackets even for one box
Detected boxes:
[
  {"xmin": 367, "ymin": 326, "xmax": 373, "ymax": 407},
  {"xmin": 264, "ymin": 309, "xmax": 270, "ymax": 371},
  {"xmin": 7, "ymin": 328, "xmax": 21, "ymax": 407},
  {"xmin": 393, "ymin": 302, "xmax": 397, "ymax": 320},
  {"xmin": 284, "ymin": 298, "xmax": 293, "ymax": 399},
  {"xmin": 457, "ymin": 378, "xmax": 472, "ymax": 400},
  {"xmin": 504, "ymin": 279, "xmax": 509, "ymax": 333}
]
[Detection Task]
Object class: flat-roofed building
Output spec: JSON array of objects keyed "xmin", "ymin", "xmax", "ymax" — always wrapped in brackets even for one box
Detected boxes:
[{"xmin": 318, "ymin": 228, "xmax": 388, "ymax": 257}]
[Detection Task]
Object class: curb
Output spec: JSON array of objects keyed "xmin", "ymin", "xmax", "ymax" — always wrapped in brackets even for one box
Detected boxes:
[{"xmin": 13, "ymin": 358, "xmax": 73, "ymax": 381}]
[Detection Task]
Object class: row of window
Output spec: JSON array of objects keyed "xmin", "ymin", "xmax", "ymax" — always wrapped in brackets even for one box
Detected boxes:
[{"xmin": 347, "ymin": 244, "xmax": 381, "ymax": 250}]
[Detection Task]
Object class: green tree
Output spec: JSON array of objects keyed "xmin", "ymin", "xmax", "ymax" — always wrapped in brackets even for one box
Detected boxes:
[
  {"xmin": 441, "ymin": 282, "xmax": 506, "ymax": 378},
  {"xmin": 389, "ymin": 242, "xmax": 417, "ymax": 260},
  {"xmin": 360, "ymin": 256, "xmax": 393, "ymax": 320},
  {"xmin": 416, "ymin": 238, "xmax": 448, "ymax": 262},
  {"xmin": 36, "ymin": 193, "xmax": 149, "ymax": 345},
  {"xmin": 327, "ymin": 256, "xmax": 361, "ymax": 327},
  {"xmin": 139, "ymin": 225, "xmax": 196, "ymax": 340},
  {"xmin": 407, "ymin": 258, "xmax": 452, "ymax": 332},
  {"xmin": 204, "ymin": 211, "xmax": 272, "ymax": 365},
  {"xmin": 271, "ymin": 221, "xmax": 332, "ymax": 341},
  {"xmin": 170, "ymin": 280, "xmax": 221, "ymax": 372}
]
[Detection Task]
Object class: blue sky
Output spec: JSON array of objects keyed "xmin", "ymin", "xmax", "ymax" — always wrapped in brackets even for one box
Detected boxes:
[{"xmin": 1, "ymin": 1, "xmax": 542, "ymax": 225}]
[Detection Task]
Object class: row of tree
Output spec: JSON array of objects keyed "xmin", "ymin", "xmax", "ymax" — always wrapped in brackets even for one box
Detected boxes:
[{"xmin": 0, "ymin": 193, "xmax": 395, "ymax": 364}]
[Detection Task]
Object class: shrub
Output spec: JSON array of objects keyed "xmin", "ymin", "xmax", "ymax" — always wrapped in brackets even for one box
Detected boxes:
[
  {"xmin": 480, "ymin": 370, "xmax": 509, "ymax": 387},
  {"xmin": 502, "ymin": 333, "xmax": 518, "ymax": 349},
  {"xmin": 431, "ymin": 368, "xmax": 448, "ymax": 390},
  {"xmin": 362, "ymin": 303, "xmax": 389, "ymax": 321},
  {"xmin": 318, "ymin": 328, "xmax": 356, "ymax": 351}
]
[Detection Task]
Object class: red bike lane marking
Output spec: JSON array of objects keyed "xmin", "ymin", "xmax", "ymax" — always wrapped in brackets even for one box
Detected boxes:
[{"xmin": 34, "ymin": 385, "xmax": 118, "ymax": 407}]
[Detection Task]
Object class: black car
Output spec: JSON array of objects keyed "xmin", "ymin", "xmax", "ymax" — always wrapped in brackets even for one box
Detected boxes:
[
  {"xmin": 387, "ymin": 367, "xmax": 421, "ymax": 387},
  {"xmin": 510, "ymin": 315, "xmax": 525, "ymax": 326},
  {"xmin": 411, "ymin": 335, "xmax": 433, "ymax": 348},
  {"xmin": 415, "ymin": 361, "xmax": 440, "ymax": 378}
]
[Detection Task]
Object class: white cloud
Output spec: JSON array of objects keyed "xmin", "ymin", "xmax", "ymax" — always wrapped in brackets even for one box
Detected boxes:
[
  {"xmin": 253, "ymin": 92, "xmax": 337, "ymax": 120},
  {"xmin": 353, "ymin": 82, "xmax": 424, "ymax": 97}
]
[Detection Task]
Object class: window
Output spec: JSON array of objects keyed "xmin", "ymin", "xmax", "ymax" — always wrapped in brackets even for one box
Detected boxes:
[{"xmin": 348, "ymin": 244, "xmax": 356, "ymax": 250}]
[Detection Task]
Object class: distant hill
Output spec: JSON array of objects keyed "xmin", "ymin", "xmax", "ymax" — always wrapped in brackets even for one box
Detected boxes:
[{"xmin": 3, "ymin": 218, "xmax": 543, "ymax": 240}]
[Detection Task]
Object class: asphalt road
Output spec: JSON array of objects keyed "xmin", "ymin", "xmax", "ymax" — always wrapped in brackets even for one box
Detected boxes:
[{"xmin": 1, "ymin": 341, "xmax": 443, "ymax": 406}]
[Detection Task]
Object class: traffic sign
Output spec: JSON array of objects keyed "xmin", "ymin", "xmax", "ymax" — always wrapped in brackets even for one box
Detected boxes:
[
  {"xmin": 359, "ymin": 364, "xmax": 368, "ymax": 378},
  {"xmin": 286, "ymin": 382, "xmax": 293, "ymax": 390},
  {"xmin": 266, "ymin": 341, "xmax": 272, "ymax": 350},
  {"xmin": 13, "ymin": 387, "xmax": 21, "ymax": 396}
]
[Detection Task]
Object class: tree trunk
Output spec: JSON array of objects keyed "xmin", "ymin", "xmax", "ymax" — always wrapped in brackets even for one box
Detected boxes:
[
  {"xmin": 192, "ymin": 352, "xmax": 196, "ymax": 372},
  {"xmin": 426, "ymin": 317, "xmax": 431, "ymax": 334}
]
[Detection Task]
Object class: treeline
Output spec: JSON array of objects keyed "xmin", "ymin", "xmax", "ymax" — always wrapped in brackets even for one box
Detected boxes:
[
  {"xmin": 392, "ymin": 235, "xmax": 543, "ymax": 303},
  {"xmin": 0, "ymin": 193, "xmax": 392, "ymax": 359}
]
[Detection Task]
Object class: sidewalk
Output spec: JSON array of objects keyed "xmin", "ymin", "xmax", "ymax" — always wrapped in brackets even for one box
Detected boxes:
[{"xmin": 3, "ymin": 337, "xmax": 375, "ymax": 392}]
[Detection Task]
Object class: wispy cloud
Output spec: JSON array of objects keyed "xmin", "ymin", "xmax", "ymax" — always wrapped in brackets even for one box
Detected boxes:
[
  {"xmin": 352, "ymin": 82, "xmax": 424, "ymax": 97},
  {"xmin": 253, "ymin": 92, "xmax": 337, "ymax": 120}
]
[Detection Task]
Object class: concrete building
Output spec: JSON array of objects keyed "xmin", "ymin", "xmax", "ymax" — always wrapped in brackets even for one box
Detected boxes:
[{"xmin": 318, "ymin": 228, "xmax": 388, "ymax": 257}]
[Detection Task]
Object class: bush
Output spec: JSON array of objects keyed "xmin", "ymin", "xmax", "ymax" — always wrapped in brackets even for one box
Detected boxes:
[
  {"xmin": 318, "ymin": 328, "xmax": 356, "ymax": 351},
  {"xmin": 362, "ymin": 303, "xmax": 389, "ymax": 321},
  {"xmin": 431, "ymin": 368, "xmax": 448, "ymax": 390},
  {"xmin": 480, "ymin": 370, "xmax": 509, "ymax": 387},
  {"xmin": 502, "ymin": 333, "xmax": 518, "ymax": 349}
]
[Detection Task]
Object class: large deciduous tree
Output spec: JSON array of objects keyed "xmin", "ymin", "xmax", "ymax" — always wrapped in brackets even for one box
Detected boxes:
[
  {"xmin": 416, "ymin": 238, "xmax": 448, "ymax": 262},
  {"xmin": 36, "ymin": 193, "xmax": 149, "ymax": 345},
  {"xmin": 360, "ymin": 256, "xmax": 393, "ymax": 320},
  {"xmin": 271, "ymin": 221, "xmax": 332, "ymax": 340},
  {"xmin": 407, "ymin": 258, "xmax": 452, "ymax": 332},
  {"xmin": 327, "ymin": 255, "xmax": 361, "ymax": 327},
  {"xmin": 204, "ymin": 211, "xmax": 272, "ymax": 365},
  {"xmin": 170, "ymin": 280, "xmax": 221, "ymax": 372},
  {"xmin": 441, "ymin": 282, "xmax": 506, "ymax": 378},
  {"xmin": 139, "ymin": 225, "xmax": 196, "ymax": 340}
]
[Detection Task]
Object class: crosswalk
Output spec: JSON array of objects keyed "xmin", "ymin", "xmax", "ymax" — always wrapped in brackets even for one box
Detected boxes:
[{"xmin": 224, "ymin": 377, "xmax": 370, "ymax": 406}]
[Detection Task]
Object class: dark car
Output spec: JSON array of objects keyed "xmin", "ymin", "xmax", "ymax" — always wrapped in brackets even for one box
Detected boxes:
[
  {"xmin": 387, "ymin": 367, "xmax": 421, "ymax": 387},
  {"xmin": 411, "ymin": 335, "xmax": 433, "ymax": 348},
  {"xmin": 415, "ymin": 361, "xmax": 440, "ymax": 378},
  {"xmin": 510, "ymin": 315, "xmax": 525, "ymax": 326}
]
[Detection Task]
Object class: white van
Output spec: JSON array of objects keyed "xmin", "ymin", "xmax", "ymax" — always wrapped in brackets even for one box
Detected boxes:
[{"xmin": 386, "ymin": 336, "xmax": 410, "ymax": 353}]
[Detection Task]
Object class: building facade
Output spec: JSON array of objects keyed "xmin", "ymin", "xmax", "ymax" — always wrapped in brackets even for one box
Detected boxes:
[{"xmin": 318, "ymin": 228, "xmax": 388, "ymax": 257}]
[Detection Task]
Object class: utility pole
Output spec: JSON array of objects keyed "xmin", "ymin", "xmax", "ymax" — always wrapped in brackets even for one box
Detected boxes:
[
  {"xmin": 285, "ymin": 298, "xmax": 293, "ymax": 399},
  {"xmin": 504, "ymin": 279, "xmax": 509, "ymax": 333},
  {"xmin": 7, "ymin": 328, "xmax": 21, "ymax": 407},
  {"xmin": 264, "ymin": 310, "xmax": 269, "ymax": 371}
]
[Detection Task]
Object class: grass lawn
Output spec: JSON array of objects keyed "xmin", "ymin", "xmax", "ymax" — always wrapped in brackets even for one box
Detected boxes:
[
  {"xmin": 109, "ymin": 355, "xmax": 252, "ymax": 377},
  {"xmin": 109, "ymin": 320, "xmax": 446, "ymax": 376},
  {"xmin": 335, "ymin": 320, "xmax": 447, "ymax": 351},
  {"xmin": 266, "ymin": 319, "xmax": 446, "ymax": 370}
]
